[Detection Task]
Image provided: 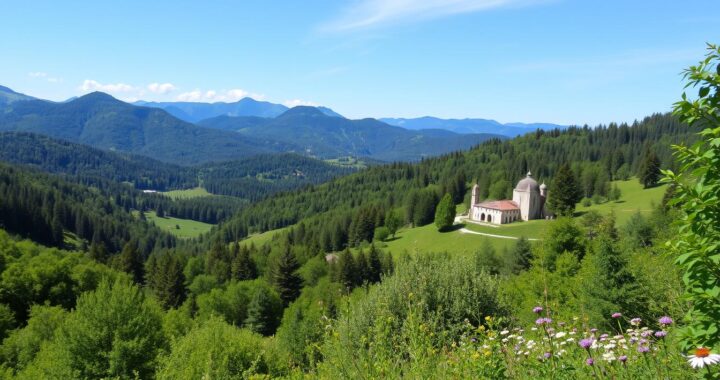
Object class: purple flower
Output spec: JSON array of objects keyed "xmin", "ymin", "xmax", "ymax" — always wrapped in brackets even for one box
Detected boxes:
[
  {"xmin": 659, "ymin": 316, "xmax": 673, "ymax": 326},
  {"xmin": 533, "ymin": 306, "xmax": 543, "ymax": 314},
  {"xmin": 470, "ymin": 337, "xmax": 477, "ymax": 343},
  {"xmin": 544, "ymin": 352, "xmax": 552, "ymax": 359},
  {"xmin": 654, "ymin": 331, "xmax": 667, "ymax": 338},
  {"xmin": 535, "ymin": 317, "xmax": 552, "ymax": 325},
  {"xmin": 590, "ymin": 328, "xmax": 598, "ymax": 333},
  {"xmin": 630, "ymin": 318, "xmax": 642, "ymax": 326},
  {"xmin": 619, "ymin": 355, "xmax": 628, "ymax": 363},
  {"xmin": 579, "ymin": 338, "xmax": 594, "ymax": 349},
  {"xmin": 637, "ymin": 346, "xmax": 650, "ymax": 353},
  {"xmin": 586, "ymin": 358, "xmax": 594, "ymax": 366},
  {"xmin": 612, "ymin": 312, "xmax": 622, "ymax": 318}
]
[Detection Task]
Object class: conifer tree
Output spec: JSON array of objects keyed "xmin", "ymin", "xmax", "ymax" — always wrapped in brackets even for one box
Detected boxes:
[
  {"xmin": 206, "ymin": 242, "xmax": 231, "ymax": 282},
  {"xmin": 434, "ymin": 193, "xmax": 455, "ymax": 231},
  {"xmin": 384, "ymin": 210, "xmax": 403, "ymax": 238},
  {"xmin": 337, "ymin": 249, "xmax": 358, "ymax": 292},
  {"xmin": 511, "ymin": 236, "xmax": 533, "ymax": 273},
  {"xmin": 145, "ymin": 252, "xmax": 186, "ymax": 309},
  {"xmin": 244, "ymin": 285, "xmax": 282, "ymax": 336},
  {"xmin": 355, "ymin": 249, "xmax": 369, "ymax": 286},
  {"xmin": 638, "ymin": 148, "xmax": 661, "ymax": 188},
  {"xmin": 547, "ymin": 163, "xmax": 582, "ymax": 216},
  {"xmin": 367, "ymin": 244, "xmax": 383, "ymax": 284},
  {"xmin": 231, "ymin": 244, "xmax": 257, "ymax": 281},
  {"xmin": 271, "ymin": 246, "xmax": 303, "ymax": 305},
  {"xmin": 117, "ymin": 240, "xmax": 144, "ymax": 284}
]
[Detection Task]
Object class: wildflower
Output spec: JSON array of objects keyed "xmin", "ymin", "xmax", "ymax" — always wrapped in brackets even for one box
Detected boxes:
[
  {"xmin": 590, "ymin": 328, "xmax": 598, "ymax": 333},
  {"xmin": 500, "ymin": 330, "xmax": 509, "ymax": 335},
  {"xmin": 586, "ymin": 358, "xmax": 594, "ymax": 366},
  {"xmin": 579, "ymin": 338, "xmax": 594, "ymax": 349},
  {"xmin": 659, "ymin": 316, "xmax": 673, "ymax": 326},
  {"xmin": 630, "ymin": 318, "xmax": 642, "ymax": 326},
  {"xmin": 637, "ymin": 346, "xmax": 650, "ymax": 353},
  {"xmin": 612, "ymin": 312, "xmax": 622, "ymax": 318},
  {"xmin": 619, "ymin": 355, "xmax": 628, "ymax": 364},
  {"xmin": 485, "ymin": 316, "xmax": 492, "ymax": 322},
  {"xmin": 535, "ymin": 317, "xmax": 551, "ymax": 325},
  {"xmin": 554, "ymin": 332, "xmax": 566, "ymax": 339},
  {"xmin": 533, "ymin": 306, "xmax": 543, "ymax": 313},
  {"xmin": 544, "ymin": 352, "xmax": 552, "ymax": 359},
  {"xmin": 654, "ymin": 331, "xmax": 667, "ymax": 338},
  {"xmin": 687, "ymin": 347, "xmax": 720, "ymax": 369}
]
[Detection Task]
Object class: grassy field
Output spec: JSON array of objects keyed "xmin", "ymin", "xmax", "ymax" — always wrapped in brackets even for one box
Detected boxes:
[
  {"xmin": 143, "ymin": 211, "xmax": 214, "ymax": 239},
  {"xmin": 324, "ymin": 157, "xmax": 368, "ymax": 169},
  {"xmin": 576, "ymin": 179, "xmax": 666, "ymax": 226},
  {"xmin": 239, "ymin": 227, "xmax": 289, "ymax": 248},
  {"xmin": 162, "ymin": 187, "xmax": 212, "ymax": 199}
]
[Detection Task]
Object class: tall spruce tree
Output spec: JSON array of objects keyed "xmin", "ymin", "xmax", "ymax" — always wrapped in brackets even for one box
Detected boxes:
[
  {"xmin": 145, "ymin": 252, "xmax": 186, "ymax": 309},
  {"xmin": 117, "ymin": 240, "xmax": 144, "ymax": 284},
  {"xmin": 337, "ymin": 249, "xmax": 358, "ymax": 292},
  {"xmin": 244, "ymin": 285, "xmax": 282, "ymax": 336},
  {"xmin": 271, "ymin": 246, "xmax": 303, "ymax": 305},
  {"xmin": 547, "ymin": 163, "xmax": 582, "ymax": 216},
  {"xmin": 367, "ymin": 244, "xmax": 383, "ymax": 284},
  {"xmin": 638, "ymin": 148, "xmax": 661, "ymax": 188},
  {"xmin": 231, "ymin": 245, "xmax": 257, "ymax": 281}
]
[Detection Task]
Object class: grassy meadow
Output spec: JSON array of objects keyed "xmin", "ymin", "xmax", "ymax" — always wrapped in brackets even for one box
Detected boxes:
[
  {"xmin": 162, "ymin": 187, "xmax": 212, "ymax": 199},
  {"xmin": 143, "ymin": 211, "xmax": 214, "ymax": 238}
]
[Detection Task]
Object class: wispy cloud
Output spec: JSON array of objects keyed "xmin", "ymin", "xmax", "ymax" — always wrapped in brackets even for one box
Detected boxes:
[
  {"xmin": 28, "ymin": 71, "xmax": 63, "ymax": 83},
  {"xmin": 321, "ymin": 0, "xmax": 545, "ymax": 32},
  {"xmin": 175, "ymin": 88, "xmax": 265, "ymax": 102}
]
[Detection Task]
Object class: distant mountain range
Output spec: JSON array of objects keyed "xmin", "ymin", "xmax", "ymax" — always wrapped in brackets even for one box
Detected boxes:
[
  {"xmin": 199, "ymin": 106, "xmax": 501, "ymax": 162},
  {"xmin": 380, "ymin": 117, "xmax": 566, "ymax": 136},
  {"xmin": 0, "ymin": 85, "xmax": 540, "ymax": 164},
  {"xmin": 134, "ymin": 98, "xmax": 344, "ymax": 122}
]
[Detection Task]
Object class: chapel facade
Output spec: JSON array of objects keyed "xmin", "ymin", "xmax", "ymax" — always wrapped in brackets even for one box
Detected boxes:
[{"xmin": 469, "ymin": 172, "xmax": 547, "ymax": 225}]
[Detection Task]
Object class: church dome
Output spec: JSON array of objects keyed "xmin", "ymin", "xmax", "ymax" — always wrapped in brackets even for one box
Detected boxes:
[
  {"xmin": 540, "ymin": 182, "xmax": 547, "ymax": 190},
  {"xmin": 515, "ymin": 171, "xmax": 540, "ymax": 192}
]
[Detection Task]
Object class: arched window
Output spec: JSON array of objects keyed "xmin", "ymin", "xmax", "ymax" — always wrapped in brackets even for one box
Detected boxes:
[
  {"xmin": 480, "ymin": 213, "xmax": 485, "ymax": 221},
  {"xmin": 487, "ymin": 215, "xmax": 492, "ymax": 223}
]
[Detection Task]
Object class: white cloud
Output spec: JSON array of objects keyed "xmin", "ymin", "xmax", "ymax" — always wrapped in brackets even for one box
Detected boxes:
[
  {"xmin": 80, "ymin": 79, "xmax": 135, "ymax": 93},
  {"xmin": 175, "ymin": 88, "xmax": 265, "ymax": 103},
  {"xmin": 28, "ymin": 72, "xmax": 47, "ymax": 78},
  {"xmin": 147, "ymin": 82, "xmax": 177, "ymax": 94},
  {"xmin": 283, "ymin": 99, "xmax": 318, "ymax": 108},
  {"xmin": 322, "ymin": 0, "xmax": 546, "ymax": 31}
]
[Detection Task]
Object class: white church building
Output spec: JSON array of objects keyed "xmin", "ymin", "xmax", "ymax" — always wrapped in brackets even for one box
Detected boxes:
[{"xmin": 469, "ymin": 172, "xmax": 547, "ymax": 225}]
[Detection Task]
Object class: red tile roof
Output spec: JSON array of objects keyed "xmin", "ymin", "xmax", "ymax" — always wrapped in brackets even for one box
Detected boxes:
[{"xmin": 476, "ymin": 200, "xmax": 519, "ymax": 211}]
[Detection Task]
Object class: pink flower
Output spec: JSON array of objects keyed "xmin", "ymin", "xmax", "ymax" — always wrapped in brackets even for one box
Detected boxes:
[
  {"xmin": 612, "ymin": 312, "xmax": 622, "ymax": 318},
  {"xmin": 533, "ymin": 306, "xmax": 543, "ymax": 314},
  {"xmin": 659, "ymin": 316, "xmax": 673, "ymax": 325}
]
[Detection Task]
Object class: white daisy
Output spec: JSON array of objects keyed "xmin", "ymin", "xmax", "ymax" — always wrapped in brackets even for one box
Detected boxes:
[{"xmin": 687, "ymin": 347, "xmax": 720, "ymax": 369}]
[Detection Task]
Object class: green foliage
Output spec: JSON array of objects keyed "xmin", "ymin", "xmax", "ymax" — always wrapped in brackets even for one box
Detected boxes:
[
  {"xmin": 26, "ymin": 278, "xmax": 165, "ymax": 379},
  {"xmin": 547, "ymin": 163, "xmax": 582, "ymax": 216},
  {"xmin": 270, "ymin": 246, "xmax": 303, "ymax": 305},
  {"xmin": 538, "ymin": 218, "xmax": 586, "ymax": 271},
  {"xmin": 639, "ymin": 146, "xmax": 662, "ymax": 188},
  {"xmin": 244, "ymin": 283, "xmax": 283, "ymax": 336},
  {"xmin": 384, "ymin": 209, "xmax": 404, "ymax": 238},
  {"xmin": 373, "ymin": 226, "xmax": 390, "ymax": 242},
  {"xmin": 230, "ymin": 243, "xmax": 258, "ymax": 281},
  {"xmin": 156, "ymin": 317, "xmax": 270, "ymax": 379},
  {"xmin": 0, "ymin": 305, "xmax": 65, "ymax": 375},
  {"xmin": 145, "ymin": 251, "xmax": 187, "ymax": 309},
  {"xmin": 664, "ymin": 43, "xmax": 720, "ymax": 350},
  {"xmin": 434, "ymin": 193, "xmax": 455, "ymax": 231}
]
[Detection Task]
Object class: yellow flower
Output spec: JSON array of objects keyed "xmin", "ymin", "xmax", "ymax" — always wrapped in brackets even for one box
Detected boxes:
[
  {"xmin": 483, "ymin": 350, "xmax": 492, "ymax": 357},
  {"xmin": 485, "ymin": 316, "xmax": 492, "ymax": 322},
  {"xmin": 472, "ymin": 352, "xmax": 481, "ymax": 360}
]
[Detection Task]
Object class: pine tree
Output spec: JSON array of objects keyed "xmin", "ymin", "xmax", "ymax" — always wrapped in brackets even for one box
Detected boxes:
[
  {"xmin": 639, "ymin": 148, "xmax": 661, "ymax": 188},
  {"xmin": 231, "ymin": 245, "xmax": 257, "ymax": 281},
  {"xmin": 145, "ymin": 252, "xmax": 186, "ymax": 309},
  {"xmin": 244, "ymin": 285, "xmax": 281, "ymax": 336},
  {"xmin": 547, "ymin": 163, "xmax": 582, "ymax": 216},
  {"xmin": 367, "ymin": 244, "xmax": 383, "ymax": 284},
  {"xmin": 117, "ymin": 240, "xmax": 144, "ymax": 284},
  {"xmin": 384, "ymin": 210, "xmax": 403, "ymax": 238},
  {"xmin": 355, "ymin": 249, "xmax": 369, "ymax": 286},
  {"xmin": 434, "ymin": 193, "xmax": 455, "ymax": 231},
  {"xmin": 337, "ymin": 249, "xmax": 358, "ymax": 292},
  {"xmin": 271, "ymin": 246, "xmax": 303, "ymax": 305},
  {"xmin": 206, "ymin": 242, "xmax": 231, "ymax": 282}
]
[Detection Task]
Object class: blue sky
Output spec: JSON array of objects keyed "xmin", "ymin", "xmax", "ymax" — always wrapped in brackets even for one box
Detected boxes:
[{"xmin": 1, "ymin": 0, "xmax": 718, "ymax": 125}]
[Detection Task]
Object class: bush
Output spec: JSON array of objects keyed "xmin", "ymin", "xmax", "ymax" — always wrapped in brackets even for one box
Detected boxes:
[
  {"xmin": 374, "ymin": 226, "xmax": 390, "ymax": 242},
  {"xmin": 581, "ymin": 198, "xmax": 592, "ymax": 207}
]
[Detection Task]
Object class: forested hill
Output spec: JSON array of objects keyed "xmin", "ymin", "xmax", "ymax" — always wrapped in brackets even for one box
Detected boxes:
[
  {"xmin": 0, "ymin": 92, "xmax": 297, "ymax": 165},
  {"xmin": 213, "ymin": 112, "xmax": 696, "ymax": 244},
  {"xmin": 0, "ymin": 132, "xmax": 197, "ymax": 190},
  {"xmin": 199, "ymin": 106, "xmax": 503, "ymax": 162}
]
